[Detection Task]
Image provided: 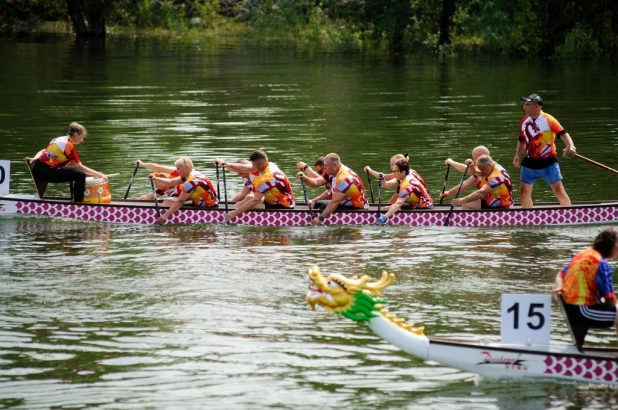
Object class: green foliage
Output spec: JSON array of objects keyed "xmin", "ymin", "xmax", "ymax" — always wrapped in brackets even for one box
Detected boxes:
[{"xmin": 554, "ymin": 24, "xmax": 602, "ymax": 59}]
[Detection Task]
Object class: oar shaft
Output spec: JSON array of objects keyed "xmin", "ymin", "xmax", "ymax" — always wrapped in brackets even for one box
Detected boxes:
[
  {"xmin": 377, "ymin": 178, "xmax": 382, "ymax": 215},
  {"xmin": 150, "ymin": 178, "xmax": 161, "ymax": 219},
  {"xmin": 124, "ymin": 165, "xmax": 139, "ymax": 199},
  {"xmin": 215, "ymin": 163, "xmax": 221, "ymax": 200},
  {"xmin": 222, "ymin": 165, "xmax": 229, "ymax": 213},
  {"xmin": 443, "ymin": 164, "xmax": 470, "ymax": 227},
  {"xmin": 439, "ymin": 164, "xmax": 451, "ymax": 205},
  {"xmin": 366, "ymin": 170, "xmax": 375, "ymax": 203},
  {"xmin": 575, "ymin": 153, "xmax": 618, "ymax": 176},
  {"xmin": 300, "ymin": 178, "xmax": 315, "ymax": 220},
  {"xmin": 105, "ymin": 173, "xmax": 120, "ymax": 178}
]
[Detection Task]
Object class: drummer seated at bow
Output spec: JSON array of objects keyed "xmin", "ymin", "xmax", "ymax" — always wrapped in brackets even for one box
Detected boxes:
[
  {"xmin": 554, "ymin": 228, "xmax": 618, "ymax": 347},
  {"xmin": 296, "ymin": 156, "xmax": 333, "ymax": 209},
  {"xmin": 451, "ymin": 155, "xmax": 514, "ymax": 210},
  {"xmin": 377, "ymin": 160, "xmax": 433, "ymax": 224},
  {"xmin": 154, "ymin": 157, "xmax": 218, "ymax": 225},
  {"xmin": 297, "ymin": 153, "xmax": 368, "ymax": 225},
  {"xmin": 28, "ymin": 122, "xmax": 108, "ymax": 202},
  {"xmin": 365, "ymin": 154, "xmax": 428, "ymax": 205},
  {"xmin": 215, "ymin": 150, "xmax": 295, "ymax": 222}
]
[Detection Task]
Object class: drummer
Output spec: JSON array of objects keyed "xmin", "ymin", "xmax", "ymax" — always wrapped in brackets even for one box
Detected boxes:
[
  {"xmin": 151, "ymin": 156, "xmax": 218, "ymax": 225},
  {"xmin": 29, "ymin": 122, "xmax": 107, "ymax": 202}
]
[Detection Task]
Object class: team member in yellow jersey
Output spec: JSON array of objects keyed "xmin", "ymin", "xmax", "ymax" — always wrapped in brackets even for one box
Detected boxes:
[
  {"xmin": 30, "ymin": 122, "xmax": 108, "ymax": 202},
  {"xmin": 297, "ymin": 153, "xmax": 368, "ymax": 225},
  {"xmin": 451, "ymin": 155, "xmax": 514, "ymax": 209},
  {"xmin": 376, "ymin": 160, "xmax": 433, "ymax": 224},
  {"xmin": 554, "ymin": 228, "xmax": 618, "ymax": 344},
  {"xmin": 215, "ymin": 150, "xmax": 295, "ymax": 221},
  {"xmin": 153, "ymin": 157, "xmax": 218, "ymax": 225}
]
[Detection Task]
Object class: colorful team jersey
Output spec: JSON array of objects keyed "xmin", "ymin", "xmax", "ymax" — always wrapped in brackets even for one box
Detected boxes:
[
  {"xmin": 38, "ymin": 136, "xmax": 81, "ymax": 168},
  {"xmin": 180, "ymin": 173, "xmax": 218, "ymax": 207},
  {"xmin": 397, "ymin": 174, "xmax": 433, "ymax": 209},
  {"xmin": 321, "ymin": 170, "xmax": 333, "ymax": 198},
  {"xmin": 410, "ymin": 169, "xmax": 428, "ymax": 191},
  {"xmin": 253, "ymin": 163, "xmax": 295, "ymax": 208},
  {"xmin": 478, "ymin": 163, "xmax": 514, "ymax": 208},
  {"xmin": 519, "ymin": 112, "xmax": 565, "ymax": 159},
  {"xmin": 329, "ymin": 164, "xmax": 368, "ymax": 209},
  {"xmin": 561, "ymin": 248, "xmax": 615, "ymax": 305}
]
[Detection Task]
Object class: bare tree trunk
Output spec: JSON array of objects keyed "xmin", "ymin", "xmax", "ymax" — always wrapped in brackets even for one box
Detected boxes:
[
  {"xmin": 66, "ymin": 0, "xmax": 107, "ymax": 37},
  {"xmin": 438, "ymin": 0, "xmax": 455, "ymax": 47}
]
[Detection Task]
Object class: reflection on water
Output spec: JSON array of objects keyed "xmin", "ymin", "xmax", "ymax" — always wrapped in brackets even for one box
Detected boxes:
[
  {"xmin": 2, "ymin": 216, "xmax": 618, "ymax": 408},
  {"xmin": 2, "ymin": 37, "xmax": 618, "ymax": 408}
]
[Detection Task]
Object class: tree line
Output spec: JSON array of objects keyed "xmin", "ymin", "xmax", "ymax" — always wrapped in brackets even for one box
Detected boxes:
[{"xmin": 2, "ymin": 0, "xmax": 617, "ymax": 58}]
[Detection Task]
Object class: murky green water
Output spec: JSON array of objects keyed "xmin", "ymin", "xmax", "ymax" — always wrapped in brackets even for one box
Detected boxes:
[{"xmin": 1, "ymin": 37, "xmax": 618, "ymax": 409}]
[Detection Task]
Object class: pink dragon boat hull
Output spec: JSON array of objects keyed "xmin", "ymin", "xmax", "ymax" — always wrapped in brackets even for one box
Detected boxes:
[{"xmin": 1, "ymin": 194, "xmax": 618, "ymax": 226}]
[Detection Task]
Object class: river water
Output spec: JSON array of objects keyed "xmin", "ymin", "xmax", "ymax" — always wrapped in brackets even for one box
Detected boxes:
[{"xmin": 1, "ymin": 36, "xmax": 618, "ymax": 409}]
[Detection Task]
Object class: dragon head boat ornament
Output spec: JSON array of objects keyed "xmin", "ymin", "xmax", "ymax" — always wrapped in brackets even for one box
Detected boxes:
[{"xmin": 305, "ymin": 266, "xmax": 424, "ymax": 335}]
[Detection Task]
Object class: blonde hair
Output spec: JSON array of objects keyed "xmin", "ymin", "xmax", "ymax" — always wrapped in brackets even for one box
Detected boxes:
[
  {"xmin": 153, "ymin": 173, "xmax": 172, "ymax": 188},
  {"xmin": 174, "ymin": 156, "xmax": 194, "ymax": 170},
  {"xmin": 68, "ymin": 122, "xmax": 87, "ymax": 138}
]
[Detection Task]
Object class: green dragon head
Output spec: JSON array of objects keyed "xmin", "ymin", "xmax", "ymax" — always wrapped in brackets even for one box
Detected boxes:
[{"xmin": 305, "ymin": 265, "xmax": 395, "ymax": 322}]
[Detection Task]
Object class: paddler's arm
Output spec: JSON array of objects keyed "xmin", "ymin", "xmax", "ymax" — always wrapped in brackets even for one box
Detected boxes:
[
  {"xmin": 445, "ymin": 158, "xmax": 479, "ymax": 176},
  {"xmin": 214, "ymin": 159, "xmax": 253, "ymax": 174},
  {"xmin": 451, "ymin": 184, "xmax": 491, "ymax": 206},
  {"xmin": 135, "ymin": 160, "xmax": 175, "ymax": 173},
  {"xmin": 384, "ymin": 196, "xmax": 406, "ymax": 218},
  {"xmin": 312, "ymin": 191, "xmax": 344, "ymax": 225},
  {"xmin": 441, "ymin": 176, "xmax": 477, "ymax": 200},
  {"xmin": 296, "ymin": 172, "xmax": 326, "ymax": 188},
  {"xmin": 157, "ymin": 191, "xmax": 190, "ymax": 224}
]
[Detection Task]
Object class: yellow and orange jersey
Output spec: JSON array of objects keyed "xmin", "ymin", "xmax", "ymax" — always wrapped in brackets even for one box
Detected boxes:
[
  {"xmin": 38, "ymin": 136, "xmax": 81, "ymax": 168},
  {"xmin": 253, "ymin": 163, "xmax": 295, "ymax": 208},
  {"xmin": 397, "ymin": 174, "xmax": 433, "ymax": 209},
  {"xmin": 519, "ymin": 112, "xmax": 565, "ymax": 159},
  {"xmin": 329, "ymin": 164, "xmax": 368, "ymax": 209},
  {"xmin": 179, "ymin": 173, "xmax": 219, "ymax": 207},
  {"xmin": 479, "ymin": 162, "xmax": 514, "ymax": 208},
  {"xmin": 561, "ymin": 248, "xmax": 615, "ymax": 305}
]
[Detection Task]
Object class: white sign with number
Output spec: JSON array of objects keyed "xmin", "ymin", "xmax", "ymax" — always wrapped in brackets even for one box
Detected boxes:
[
  {"xmin": 0, "ymin": 160, "xmax": 10, "ymax": 195},
  {"xmin": 501, "ymin": 294, "xmax": 551, "ymax": 344}
]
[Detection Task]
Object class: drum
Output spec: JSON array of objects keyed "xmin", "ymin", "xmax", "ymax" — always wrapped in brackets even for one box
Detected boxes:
[{"xmin": 83, "ymin": 177, "xmax": 112, "ymax": 204}]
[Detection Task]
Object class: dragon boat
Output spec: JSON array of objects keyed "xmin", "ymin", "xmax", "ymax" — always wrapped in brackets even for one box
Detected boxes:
[
  {"xmin": 1, "ymin": 194, "xmax": 618, "ymax": 226},
  {"xmin": 304, "ymin": 266, "xmax": 618, "ymax": 386}
]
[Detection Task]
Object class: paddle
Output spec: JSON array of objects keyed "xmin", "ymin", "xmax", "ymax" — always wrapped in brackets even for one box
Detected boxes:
[
  {"xmin": 150, "ymin": 178, "xmax": 161, "ymax": 220},
  {"xmin": 377, "ymin": 175, "xmax": 382, "ymax": 216},
  {"xmin": 104, "ymin": 173, "xmax": 120, "ymax": 178},
  {"xmin": 439, "ymin": 164, "xmax": 451, "ymax": 205},
  {"xmin": 124, "ymin": 165, "xmax": 139, "ymax": 199},
  {"xmin": 215, "ymin": 163, "xmax": 221, "ymax": 200},
  {"xmin": 222, "ymin": 164, "xmax": 229, "ymax": 214},
  {"xmin": 300, "ymin": 177, "xmax": 315, "ymax": 221},
  {"xmin": 443, "ymin": 163, "xmax": 470, "ymax": 227},
  {"xmin": 366, "ymin": 170, "xmax": 375, "ymax": 203},
  {"xmin": 574, "ymin": 153, "xmax": 618, "ymax": 176}
]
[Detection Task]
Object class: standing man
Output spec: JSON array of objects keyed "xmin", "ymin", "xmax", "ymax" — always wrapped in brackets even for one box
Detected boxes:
[
  {"xmin": 513, "ymin": 93, "xmax": 576, "ymax": 208},
  {"xmin": 215, "ymin": 150, "xmax": 295, "ymax": 221},
  {"xmin": 297, "ymin": 153, "xmax": 368, "ymax": 225}
]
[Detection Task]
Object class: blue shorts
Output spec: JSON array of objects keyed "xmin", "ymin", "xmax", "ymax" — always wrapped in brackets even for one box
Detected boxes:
[{"xmin": 520, "ymin": 163, "xmax": 563, "ymax": 185}]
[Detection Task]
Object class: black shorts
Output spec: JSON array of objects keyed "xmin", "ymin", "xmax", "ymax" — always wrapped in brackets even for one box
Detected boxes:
[{"xmin": 564, "ymin": 303, "xmax": 616, "ymax": 328}]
